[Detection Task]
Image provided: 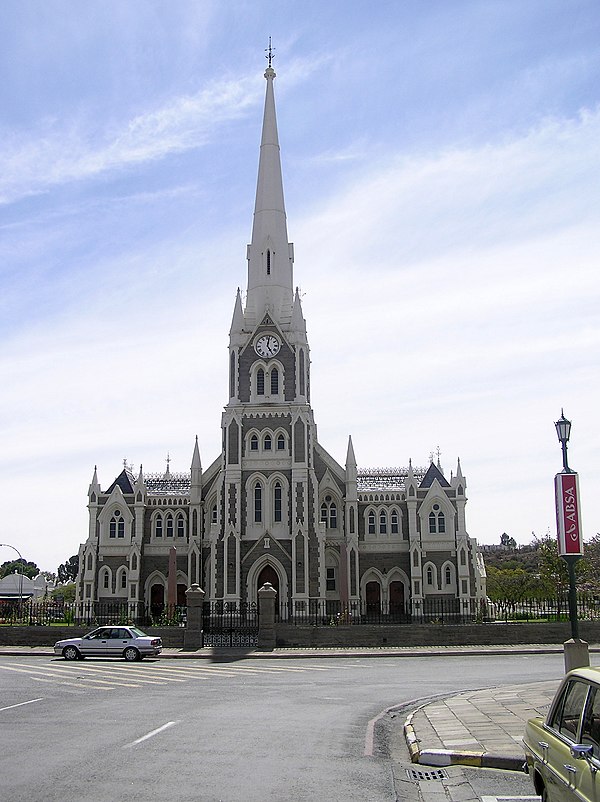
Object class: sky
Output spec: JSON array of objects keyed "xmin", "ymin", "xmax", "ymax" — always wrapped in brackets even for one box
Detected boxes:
[{"xmin": 1, "ymin": 0, "xmax": 599, "ymax": 574}]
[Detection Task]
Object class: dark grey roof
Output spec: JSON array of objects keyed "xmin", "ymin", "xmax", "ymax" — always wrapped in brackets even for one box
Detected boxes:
[
  {"xmin": 105, "ymin": 469, "xmax": 135, "ymax": 495},
  {"xmin": 418, "ymin": 462, "xmax": 450, "ymax": 488}
]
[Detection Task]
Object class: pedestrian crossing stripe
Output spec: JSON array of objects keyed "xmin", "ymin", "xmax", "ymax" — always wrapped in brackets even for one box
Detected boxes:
[{"xmin": 0, "ymin": 660, "xmax": 332, "ymax": 691}]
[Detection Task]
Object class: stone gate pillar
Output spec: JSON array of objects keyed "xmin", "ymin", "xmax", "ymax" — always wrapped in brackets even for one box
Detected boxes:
[
  {"xmin": 257, "ymin": 582, "xmax": 277, "ymax": 651},
  {"xmin": 184, "ymin": 583, "xmax": 206, "ymax": 650}
]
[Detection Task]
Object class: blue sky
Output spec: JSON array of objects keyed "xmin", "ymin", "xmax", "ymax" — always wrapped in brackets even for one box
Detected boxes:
[{"xmin": 1, "ymin": 1, "xmax": 599, "ymax": 572}]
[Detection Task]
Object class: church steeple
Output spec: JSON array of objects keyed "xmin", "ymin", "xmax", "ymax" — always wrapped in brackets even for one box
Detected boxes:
[{"xmin": 245, "ymin": 50, "xmax": 294, "ymax": 327}]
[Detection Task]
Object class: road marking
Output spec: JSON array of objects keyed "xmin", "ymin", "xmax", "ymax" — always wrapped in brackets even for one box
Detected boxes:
[
  {"xmin": 0, "ymin": 664, "xmax": 139, "ymax": 688},
  {"xmin": 480, "ymin": 797, "xmax": 540, "ymax": 801},
  {"xmin": 31, "ymin": 676, "xmax": 113, "ymax": 690},
  {"xmin": 124, "ymin": 721, "xmax": 179, "ymax": 748},
  {"xmin": 45, "ymin": 663, "xmax": 173, "ymax": 685},
  {"xmin": 0, "ymin": 697, "xmax": 43, "ymax": 712}
]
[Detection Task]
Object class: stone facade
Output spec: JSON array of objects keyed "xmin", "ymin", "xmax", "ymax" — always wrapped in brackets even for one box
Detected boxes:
[{"xmin": 75, "ymin": 63, "xmax": 487, "ymax": 619}]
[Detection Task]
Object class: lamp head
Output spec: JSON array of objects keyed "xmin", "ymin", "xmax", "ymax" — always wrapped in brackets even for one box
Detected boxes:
[{"xmin": 555, "ymin": 409, "xmax": 572, "ymax": 445}]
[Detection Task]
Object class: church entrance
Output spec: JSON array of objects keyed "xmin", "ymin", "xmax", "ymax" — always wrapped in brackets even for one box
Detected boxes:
[
  {"xmin": 257, "ymin": 564, "xmax": 279, "ymax": 598},
  {"xmin": 150, "ymin": 584, "xmax": 164, "ymax": 619},
  {"xmin": 365, "ymin": 581, "xmax": 381, "ymax": 621},
  {"xmin": 389, "ymin": 581, "xmax": 406, "ymax": 620}
]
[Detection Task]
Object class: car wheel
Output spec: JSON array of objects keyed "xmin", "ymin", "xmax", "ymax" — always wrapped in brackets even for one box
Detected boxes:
[
  {"xmin": 62, "ymin": 645, "xmax": 80, "ymax": 661},
  {"xmin": 124, "ymin": 646, "xmax": 141, "ymax": 662}
]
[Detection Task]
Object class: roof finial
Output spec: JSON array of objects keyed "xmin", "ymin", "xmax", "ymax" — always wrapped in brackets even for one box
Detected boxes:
[{"xmin": 265, "ymin": 36, "xmax": 275, "ymax": 68}]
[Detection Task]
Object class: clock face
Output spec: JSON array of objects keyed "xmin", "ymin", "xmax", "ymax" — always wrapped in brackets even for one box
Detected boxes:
[{"xmin": 254, "ymin": 334, "xmax": 280, "ymax": 358}]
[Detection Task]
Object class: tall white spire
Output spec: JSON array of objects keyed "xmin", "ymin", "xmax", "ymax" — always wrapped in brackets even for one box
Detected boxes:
[{"xmin": 245, "ymin": 55, "xmax": 294, "ymax": 326}]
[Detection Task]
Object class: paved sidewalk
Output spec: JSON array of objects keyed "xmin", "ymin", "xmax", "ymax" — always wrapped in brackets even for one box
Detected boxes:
[{"xmin": 403, "ymin": 679, "xmax": 559, "ymax": 772}]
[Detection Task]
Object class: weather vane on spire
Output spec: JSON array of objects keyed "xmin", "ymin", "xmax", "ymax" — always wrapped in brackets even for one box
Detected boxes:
[{"xmin": 265, "ymin": 37, "xmax": 275, "ymax": 68}]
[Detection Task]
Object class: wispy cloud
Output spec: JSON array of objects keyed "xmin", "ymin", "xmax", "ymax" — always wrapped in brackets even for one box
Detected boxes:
[{"xmin": 0, "ymin": 75, "xmax": 260, "ymax": 205}]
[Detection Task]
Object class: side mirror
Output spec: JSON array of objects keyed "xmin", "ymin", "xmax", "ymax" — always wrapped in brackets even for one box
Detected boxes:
[{"xmin": 571, "ymin": 744, "xmax": 595, "ymax": 760}]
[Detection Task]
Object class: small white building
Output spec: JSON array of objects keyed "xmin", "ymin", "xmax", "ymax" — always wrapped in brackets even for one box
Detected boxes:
[{"xmin": 0, "ymin": 571, "xmax": 54, "ymax": 600}]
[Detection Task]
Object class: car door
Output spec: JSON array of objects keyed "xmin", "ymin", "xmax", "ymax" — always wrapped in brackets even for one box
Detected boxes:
[
  {"xmin": 576, "ymin": 685, "xmax": 600, "ymax": 802},
  {"xmin": 105, "ymin": 627, "xmax": 130, "ymax": 657},
  {"xmin": 80, "ymin": 628, "xmax": 111, "ymax": 656},
  {"xmin": 544, "ymin": 678, "xmax": 591, "ymax": 802}
]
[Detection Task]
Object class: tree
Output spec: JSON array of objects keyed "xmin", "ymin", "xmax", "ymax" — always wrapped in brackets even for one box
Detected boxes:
[
  {"xmin": 0, "ymin": 559, "xmax": 39, "ymax": 579},
  {"xmin": 51, "ymin": 582, "xmax": 76, "ymax": 603},
  {"xmin": 533, "ymin": 533, "xmax": 585, "ymax": 595},
  {"xmin": 486, "ymin": 566, "xmax": 545, "ymax": 602},
  {"xmin": 58, "ymin": 555, "xmax": 79, "ymax": 583},
  {"xmin": 40, "ymin": 570, "xmax": 57, "ymax": 583},
  {"xmin": 499, "ymin": 532, "xmax": 517, "ymax": 549}
]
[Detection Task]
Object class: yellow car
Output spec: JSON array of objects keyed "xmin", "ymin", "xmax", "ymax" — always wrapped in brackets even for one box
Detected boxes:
[{"xmin": 524, "ymin": 666, "xmax": 600, "ymax": 802}]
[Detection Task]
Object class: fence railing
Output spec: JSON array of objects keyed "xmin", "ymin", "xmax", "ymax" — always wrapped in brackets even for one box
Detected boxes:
[
  {"xmin": 3, "ymin": 594, "xmax": 600, "ymax": 627},
  {"xmin": 278, "ymin": 598, "xmax": 484, "ymax": 626},
  {"xmin": 279, "ymin": 593, "xmax": 600, "ymax": 626},
  {"xmin": 0, "ymin": 600, "xmax": 186, "ymax": 627}
]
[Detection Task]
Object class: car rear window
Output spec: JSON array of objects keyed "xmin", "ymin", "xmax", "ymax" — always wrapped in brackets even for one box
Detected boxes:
[{"xmin": 550, "ymin": 679, "xmax": 590, "ymax": 741}]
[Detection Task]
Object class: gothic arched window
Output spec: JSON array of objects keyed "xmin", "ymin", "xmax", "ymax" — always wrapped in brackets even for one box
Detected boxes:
[
  {"xmin": 254, "ymin": 483, "xmax": 262, "ymax": 523},
  {"xmin": 177, "ymin": 513, "xmax": 185, "ymax": 538},
  {"xmin": 257, "ymin": 369, "xmax": 265, "ymax": 396},
  {"xmin": 110, "ymin": 509, "xmax": 125, "ymax": 538},
  {"xmin": 274, "ymin": 482, "xmax": 282, "ymax": 523},
  {"xmin": 379, "ymin": 511, "xmax": 387, "ymax": 535},
  {"xmin": 277, "ymin": 433, "xmax": 285, "ymax": 451},
  {"xmin": 438, "ymin": 512, "xmax": 446, "ymax": 533},
  {"xmin": 368, "ymin": 511, "xmax": 376, "ymax": 535},
  {"xmin": 320, "ymin": 496, "xmax": 337, "ymax": 529},
  {"xmin": 166, "ymin": 513, "xmax": 174, "ymax": 538},
  {"xmin": 270, "ymin": 367, "xmax": 279, "ymax": 395},
  {"xmin": 264, "ymin": 434, "xmax": 272, "ymax": 451},
  {"xmin": 428, "ymin": 512, "xmax": 436, "ymax": 534},
  {"xmin": 250, "ymin": 434, "xmax": 259, "ymax": 451},
  {"xmin": 391, "ymin": 510, "xmax": 399, "ymax": 535}
]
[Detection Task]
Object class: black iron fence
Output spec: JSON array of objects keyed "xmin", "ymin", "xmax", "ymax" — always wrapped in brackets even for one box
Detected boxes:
[
  {"xmin": 279, "ymin": 593, "xmax": 600, "ymax": 626},
  {"xmin": 3, "ymin": 593, "xmax": 600, "ymax": 628},
  {"xmin": 202, "ymin": 601, "xmax": 259, "ymax": 647},
  {"xmin": 0, "ymin": 600, "xmax": 186, "ymax": 628}
]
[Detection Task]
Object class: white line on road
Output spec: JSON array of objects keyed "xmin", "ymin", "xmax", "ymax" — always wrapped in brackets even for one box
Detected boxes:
[
  {"xmin": 0, "ymin": 697, "xmax": 44, "ymax": 713},
  {"xmin": 124, "ymin": 721, "xmax": 179, "ymax": 748},
  {"xmin": 480, "ymin": 797, "xmax": 540, "ymax": 801}
]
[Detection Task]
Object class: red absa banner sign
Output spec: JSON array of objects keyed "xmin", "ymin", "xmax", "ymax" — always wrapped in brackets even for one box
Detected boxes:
[{"xmin": 555, "ymin": 472, "xmax": 583, "ymax": 556}]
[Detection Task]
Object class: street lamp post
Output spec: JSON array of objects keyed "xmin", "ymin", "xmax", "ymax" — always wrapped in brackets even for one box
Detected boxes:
[
  {"xmin": 0, "ymin": 543, "xmax": 24, "ymax": 621},
  {"xmin": 553, "ymin": 411, "xmax": 588, "ymax": 671},
  {"xmin": 554, "ymin": 411, "xmax": 579, "ymax": 640}
]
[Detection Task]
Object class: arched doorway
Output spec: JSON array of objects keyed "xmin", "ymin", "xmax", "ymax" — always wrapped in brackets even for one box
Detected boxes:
[
  {"xmin": 257, "ymin": 564, "xmax": 279, "ymax": 598},
  {"xmin": 177, "ymin": 583, "xmax": 187, "ymax": 607},
  {"xmin": 150, "ymin": 584, "xmax": 164, "ymax": 619},
  {"xmin": 389, "ymin": 581, "xmax": 405, "ymax": 620},
  {"xmin": 365, "ymin": 580, "xmax": 381, "ymax": 621}
]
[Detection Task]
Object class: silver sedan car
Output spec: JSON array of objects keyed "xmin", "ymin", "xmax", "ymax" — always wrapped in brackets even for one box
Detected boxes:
[{"xmin": 54, "ymin": 626, "xmax": 162, "ymax": 662}]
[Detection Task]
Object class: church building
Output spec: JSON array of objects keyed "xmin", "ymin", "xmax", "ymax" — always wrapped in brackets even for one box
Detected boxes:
[{"xmin": 75, "ymin": 58, "xmax": 487, "ymax": 621}]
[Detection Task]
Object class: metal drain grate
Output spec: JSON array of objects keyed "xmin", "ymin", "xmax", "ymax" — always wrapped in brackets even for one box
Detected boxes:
[{"xmin": 406, "ymin": 768, "xmax": 449, "ymax": 782}]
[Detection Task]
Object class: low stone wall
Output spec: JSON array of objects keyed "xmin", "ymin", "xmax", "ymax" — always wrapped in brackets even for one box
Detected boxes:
[
  {"xmin": 0, "ymin": 626, "xmax": 185, "ymax": 648},
  {"xmin": 274, "ymin": 621, "xmax": 600, "ymax": 648},
  {"xmin": 3, "ymin": 622, "xmax": 600, "ymax": 650}
]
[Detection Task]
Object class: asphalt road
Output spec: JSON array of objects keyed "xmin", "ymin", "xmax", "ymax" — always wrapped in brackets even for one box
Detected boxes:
[{"xmin": 0, "ymin": 653, "xmax": 564, "ymax": 801}]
